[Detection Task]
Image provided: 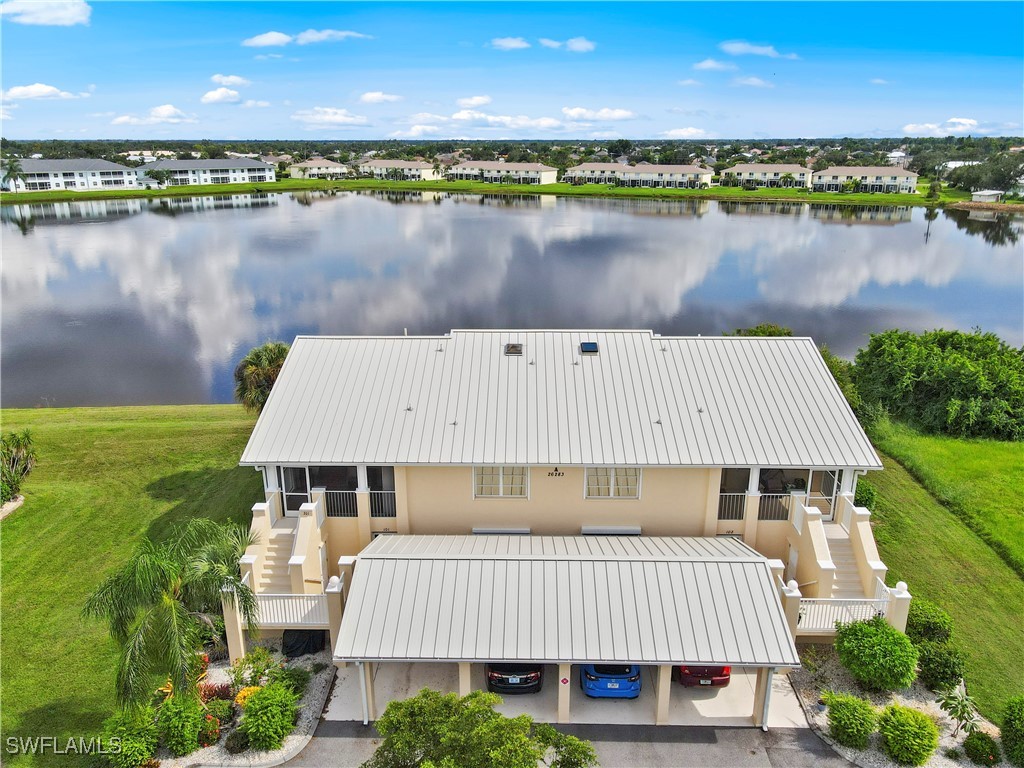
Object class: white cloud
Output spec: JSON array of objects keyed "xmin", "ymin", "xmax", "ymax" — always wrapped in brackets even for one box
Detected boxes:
[
  {"xmin": 491, "ymin": 36, "xmax": 530, "ymax": 50},
  {"xmin": 561, "ymin": 106, "xmax": 635, "ymax": 121},
  {"xmin": 539, "ymin": 38, "xmax": 561, "ymax": 48},
  {"xmin": 295, "ymin": 28, "xmax": 371, "ymax": 45},
  {"xmin": 457, "ymin": 95, "xmax": 491, "ymax": 108},
  {"xmin": 662, "ymin": 127, "xmax": 708, "ymax": 138},
  {"xmin": 111, "ymin": 104, "xmax": 196, "ymax": 126},
  {"xmin": 693, "ymin": 58, "xmax": 736, "ymax": 71},
  {"xmin": 87, "ymin": 111, "xmax": 115, "ymax": 117},
  {"xmin": 0, "ymin": 0, "xmax": 89, "ymax": 26},
  {"xmin": 242, "ymin": 31, "xmax": 293, "ymax": 47},
  {"xmin": 390, "ymin": 124, "xmax": 443, "ymax": 138},
  {"xmin": 290, "ymin": 106, "xmax": 368, "ymax": 127},
  {"xmin": 870, "ymin": 78, "xmax": 889, "ymax": 85},
  {"xmin": 254, "ymin": 53, "xmax": 284, "ymax": 60},
  {"xmin": 903, "ymin": 117, "xmax": 985, "ymax": 137},
  {"xmin": 451, "ymin": 109, "xmax": 561, "ymax": 130},
  {"xmin": 407, "ymin": 111, "xmax": 450, "ymax": 123},
  {"xmin": 719, "ymin": 40, "xmax": 798, "ymax": 59},
  {"xmin": 565, "ymin": 36, "xmax": 595, "ymax": 52},
  {"xmin": 1, "ymin": 107, "xmax": 13, "ymax": 120},
  {"xmin": 3, "ymin": 82, "xmax": 77, "ymax": 100},
  {"xmin": 360, "ymin": 91, "xmax": 401, "ymax": 103},
  {"xmin": 211, "ymin": 74, "xmax": 251, "ymax": 87},
  {"xmin": 677, "ymin": 79, "xmax": 702, "ymax": 87},
  {"xmin": 733, "ymin": 76, "xmax": 774, "ymax": 88},
  {"xmin": 241, "ymin": 100, "xmax": 270, "ymax": 108},
  {"xmin": 200, "ymin": 87, "xmax": 240, "ymax": 104}
]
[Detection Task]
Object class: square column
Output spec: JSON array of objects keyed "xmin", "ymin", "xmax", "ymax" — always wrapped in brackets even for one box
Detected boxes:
[
  {"xmin": 220, "ymin": 587, "xmax": 247, "ymax": 665},
  {"xmin": 363, "ymin": 661, "xmax": 377, "ymax": 721},
  {"xmin": 459, "ymin": 662, "xmax": 472, "ymax": 696},
  {"xmin": 752, "ymin": 667, "xmax": 774, "ymax": 730},
  {"xmin": 655, "ymin": 665, "xmax": 673, "ymax": 725},
  {"xmin": 557, "ymin": 663, "xmax": 571, "ymax": 723}
]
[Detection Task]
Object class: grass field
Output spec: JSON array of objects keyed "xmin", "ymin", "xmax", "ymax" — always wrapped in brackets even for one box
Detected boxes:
[
  {"xmin": 868, "ymin": 452, "xmax": 1024, "ymax": 721},
  {"xmin": 0, "ymin": 406, "xmax": 259, "ymax": 767},
  {"xmin": 1, "ymin": 176, "xmax": 975, "ymax": 208},
  {"xmin": 869, "ymin": 417, "xmax": 1024, "ymax": 578}
]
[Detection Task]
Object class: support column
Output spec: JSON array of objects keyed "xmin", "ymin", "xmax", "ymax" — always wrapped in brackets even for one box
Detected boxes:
[
  {"xmin": 780, "ymin": 580, "xmax": 802, "ymax": 639},
  {"xmin": 325, "ymin": 575, "xmax": 345, "ymax": 666},
  {"xmin": 220, "ymin": 588, "xmax": 247, "ymax": 665},
  {"xmin": 394, "ymin": 467, "xmax": 411, "ymax": 534},
  {"xmin": 655, "ymin": 665, "xmax": 672, "ymax": 725},
  {"xmin": 557, "ymin": 663, "xmax": 571, "ymax": 724},
  {"xmin": 458, "ymin": 662, "xmax": 472, "ymax": 697},
  {"xmin": 742, "ymin": 493, "xmax": 761, "ymax": 547},
  {"xmin": 885, "ymin": 581, "xmax": 912, "ymax": 633},
  {"xmin": 752, "ymin": 667, "xmax": 774, "ymax": 730},
  {"xmin": 702, "ymin": 469, "xmax": 721, "ymax": 537},
  {"xmin": 355, "ymin": 491, "xmax": 372, "ymax": 549},
  {"xmin": 363, "ymin": 661, "xmax": 377, "ymax": 721}
]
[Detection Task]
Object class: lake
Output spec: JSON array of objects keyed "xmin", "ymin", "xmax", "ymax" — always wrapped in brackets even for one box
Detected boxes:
[{"xmin": 2, "ymin": 190, "xmax": 1021, "ymax": 408}]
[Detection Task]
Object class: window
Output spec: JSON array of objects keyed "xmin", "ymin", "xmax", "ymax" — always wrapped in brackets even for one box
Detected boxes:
[
  {"xmin": 585, "ymin": 467, "xmax": 640, "ymax": 499},
  {"xmin": 474, "ymin": 466, "xmax": 528, "ymax": 498}
]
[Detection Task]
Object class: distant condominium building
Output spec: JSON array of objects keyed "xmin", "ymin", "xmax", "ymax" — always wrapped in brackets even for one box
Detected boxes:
[
  {"xmin": 563, "ymin": 163, "xmax": 712, "ymax": 188},
  {"xmin": 138, "ymin": 158, "xmax": 276, "ymax": 186},
  {"xmin": 448, "ymin": 161, "xmax": 558, "ymax": 185},
  {"xmin": 4, "ymin": 158, "xmax": 140, "ymax": 192},
  {"xmin": 358, "ymin": 159, "xmax": 442, "ymax": 181},
  {"xmin": 721, "ymin": 164, "xmax": 812, "ymax": 188},
  {"xmin": 287, "ymin": 158, "xmax": 349, "ymax": 179},
  {"xmin": 812, "ymin": 167, "xmax": 918, "ymax": 193}
]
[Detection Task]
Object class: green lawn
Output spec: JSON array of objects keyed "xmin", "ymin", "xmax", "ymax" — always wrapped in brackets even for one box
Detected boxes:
[
  {"xmin": 870, "ymin": 418, "xmax": 1024, "ymax": 578},
  {"xmin": 0, "ymin": 406, "xmax": 260, "ymax": 767},
  {"xmin": 868, "ymin": 452, "xmax": 1024, "ymax": 720}
]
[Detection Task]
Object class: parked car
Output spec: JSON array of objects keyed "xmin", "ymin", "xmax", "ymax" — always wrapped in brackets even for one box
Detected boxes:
[
  {"xmin": 580, "ymin": 664, "xmax": 642, "ymax": 698},
  {"xmin": 485, "ymin": 663, "xmax": 543, "ymax": 694},
  {"xmin": 677, "ymin": 664, "xmax": 731, "ymax": 687}
]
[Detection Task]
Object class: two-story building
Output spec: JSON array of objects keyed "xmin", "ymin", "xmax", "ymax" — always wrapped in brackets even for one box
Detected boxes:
[
  {"xmin": 287, "ymin": 158, "xmax": 348, "ymax": 179},
  {"xmin": 4, "ymin": 158, "xmax": 140, "ymax": 192},
  {"xmin": 721, "ymin": 164, "xmax": 812, "ymax": 188},
  {"xmin": 138, "ymin": 158, "xmax": 276, "ymax": 186},
  {"xmin": 448, "ymin": 161, "xmax": 558, "ymax": 185},
  {"xmin": 812, "ymin": 167, "xmax": 918, "ymax": 193},
  {"xmin": 222, "ymin": 330, "xmax": 910, "ymax": 729},
  {"xmin": 563, "ymin": 163, "xmax": 712, "ymax": 188},
  {"xmin": 357, "ymin": 159, "xmax": 442, "ymax": 181}
]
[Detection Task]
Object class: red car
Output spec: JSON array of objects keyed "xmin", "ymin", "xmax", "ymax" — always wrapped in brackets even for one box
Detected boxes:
[{"xmin": 677, "ymin": 665, "xmax": 731, "ymax": 687}]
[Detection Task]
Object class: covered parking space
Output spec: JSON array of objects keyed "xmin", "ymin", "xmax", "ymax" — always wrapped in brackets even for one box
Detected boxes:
[{"xmin": 333, "ymin": 535, "xmax": 800, "ymax": 729}]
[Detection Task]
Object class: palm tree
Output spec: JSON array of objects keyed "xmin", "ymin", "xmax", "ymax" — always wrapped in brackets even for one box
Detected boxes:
[
  {"xmin": 2, "ymin": 156, "xmax": 24, "ymax": 193},
  {"xmin": 233, "ymin": 341, "xmax": 290, "ymax": 414},
  {"xmin": 780, "ymin": 173, "xmax": 795, "ymax": 188},
  {"xmin": 84, "ymin": 519, "xmax": 258, "ymax": 706}
]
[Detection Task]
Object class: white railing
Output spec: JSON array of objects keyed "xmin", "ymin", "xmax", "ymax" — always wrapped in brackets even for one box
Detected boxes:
[
  {"xmin": 797, "ymin": 593, "xmax": 889, "ymax": 634},
  {"xmin": 759, "ymin": 494, "xmax": 797, "ymax": 521},
  {"xmin": 255, "ymin": 593, "xmax": 329, "ymax": 628},
  {"xmin": 717, "ymin": 493, "xmax": 746, "ymax": 521},
  {"xmin": 874, "ymin": 576, "xmax": 891, "ymax": 602}
]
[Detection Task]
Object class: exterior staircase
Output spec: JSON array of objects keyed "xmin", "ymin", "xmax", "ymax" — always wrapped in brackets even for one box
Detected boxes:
[
  {"xmin": 824, "ymin": 524, "xmax": 864, "ymax": 598},
  {"xmin": 256, "ymin": 524, "xmax": 295, "ymax": 594}
]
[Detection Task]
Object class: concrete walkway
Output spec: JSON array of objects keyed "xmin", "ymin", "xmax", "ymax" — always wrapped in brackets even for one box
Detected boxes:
[{"xmin": 285, "ymin": 722, "xmax": 852, "ymax": 768}]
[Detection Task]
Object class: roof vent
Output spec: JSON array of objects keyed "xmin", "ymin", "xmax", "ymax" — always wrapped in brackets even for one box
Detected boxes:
[
  {"xmin": 579, "ymin": 341, "xmax": 599, "ymax": 355},
  {"xmin": 504, "ymin": 343, "xmax": 523, "ymax": 356}
]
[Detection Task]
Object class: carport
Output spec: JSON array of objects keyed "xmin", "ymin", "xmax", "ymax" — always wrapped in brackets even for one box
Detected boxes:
[{"xmin": 334, "ymin": 535, "xmax": 800, "ymax": 729}]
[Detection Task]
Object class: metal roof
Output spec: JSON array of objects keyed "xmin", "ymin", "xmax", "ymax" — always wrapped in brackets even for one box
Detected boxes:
[
  {"xmin": 240, "ymin": 330, "xmax": 880, "ymax": 469},
  {"xmin": 144, "ymin": 158, "xmax": 274, "ymax": 171},
  {"xmin": 566, "ymin": 163, "xmax": 711, "ymax": 175},
  {"xmin": 334, "ymin": 535, "xmax": 800, "ymax": 667},
  {"xmin": 12, "ymin": 158, "xmax": 135, "ymax": 172},
  {"xmin": 452, "ymin": 161, "xmax": 557, "ymax": 172},
  {"xmin": 813, "ymin": 166, "xmax": 918, "ymax": 178}
]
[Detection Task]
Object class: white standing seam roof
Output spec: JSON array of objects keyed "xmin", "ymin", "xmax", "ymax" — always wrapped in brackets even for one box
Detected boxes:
[
  {"xmin": 239, "ymin": 330, "xmax": 880, "ymax": 469},
  {"xmin": 334, "ymin": 535, "xmax": 800, "ymax": 668}
]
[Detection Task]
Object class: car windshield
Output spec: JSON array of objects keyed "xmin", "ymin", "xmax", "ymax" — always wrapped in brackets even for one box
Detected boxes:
[
  {"xmin": 490, "ymin": 664, "xmax": 538, "ymax": 675},
  {"xmin": 593, "ymin": 665, "xmax": 634, "ymax": 676}
]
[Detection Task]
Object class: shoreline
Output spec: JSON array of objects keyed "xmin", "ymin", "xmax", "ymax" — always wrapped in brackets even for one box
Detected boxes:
[{"xmin": 0, "ymin": 177, "xmax": 999, "ymax": 209}]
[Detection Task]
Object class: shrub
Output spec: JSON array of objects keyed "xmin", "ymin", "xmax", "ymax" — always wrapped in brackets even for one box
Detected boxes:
[
  {"xmin": 101, "ymin": 707, "xmax": 158, "ymax": 768},
  {"xmin": 854, "ymin": 480, "xmax": 877, "ymax": 511},
  {"xmin": 157, "ymin": 695, "xmax": 202, "ymax": 757},
  {"xmin": 240, "ymin": 682, "xmax": 299, "ymax": 751},
  {"xmin": 939, "ymin": 687, "xmax": 980, "ymax": 737},
  {"xmin": 835, "ymin": 616, "xmax": 919, "ymax": 691},
  {"xmin": 906, "ymin": 598, "xmax": 954, "ymax": 644},
  {"xmin": 234, "ymin": 686, "xmax": 261, "ymax": 709},
  {"xmin": 1, "ymin": 430, "xmax": 37, "ymax": 504},
  {"xmin": 268, "ymin": 665, "xmax": 311, "ymax": 696},
  {"xmin": 224, "ymin": 728, "xmax": 249, "ymax": 755},
  {"xmin": 917, "ymin": 641, "xmax": 966, "ymax": 690},
  {"xmin": 197, "ymin": 714, "xmax": 221, "ymax": 748},
  {"xmin": 947, "ymin": 748, "xmax": 964, "ymax": 761},
  {"xmin": 824, "ymin": 692, "xmax": 877, "ymax": 749},
  {"xmin": 229, "ymin": 646, "xmax": 279, "ymax": 689},
  {"xmin": 1003, "ymin": 695, "xmax": 1024, "ymax": 766},
  {"xmin": 878, "ymin": 704, "xmax": 939, "ymax": 766},
  {"xmin": 964, "ymin": 732, "xmax": 1002, "ymax": 765},
  {"xmin": 205, "ymin": 698, "xmax": 234, "ymax": 724},
  {"xmin": 198, "ymin": 682, "xmax": 232, "ymax": 702}
]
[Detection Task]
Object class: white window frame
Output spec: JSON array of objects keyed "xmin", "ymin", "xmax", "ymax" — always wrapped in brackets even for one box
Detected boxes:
[
  {"xmin": 473, "ymin": 466, "xmax": 529, "ymax": 499},
  {"xmin": 584, "ymin": 467, "xmax": 641, "ymax": 500}
]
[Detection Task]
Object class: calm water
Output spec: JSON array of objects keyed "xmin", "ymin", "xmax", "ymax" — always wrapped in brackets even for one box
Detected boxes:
[{"xmin": 2, "ymin": 190, "xmax": 1021, "ymax": 408}]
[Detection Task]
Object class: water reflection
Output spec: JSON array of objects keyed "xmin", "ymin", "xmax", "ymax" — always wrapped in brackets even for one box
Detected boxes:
[{"xmin": 2, "ymin": 193, "xmax": 1020, "ymax": 407}]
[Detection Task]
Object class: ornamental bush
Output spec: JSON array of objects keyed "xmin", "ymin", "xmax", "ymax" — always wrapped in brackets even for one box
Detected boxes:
[
  {"xmin": 157, "ymin": 695, "xmax": 202, "ymax": 756},
  {"xmin": 234, "ymin": 686, "xmax": 261, "ymax": 709},
  {"xmin": 825, "ymin": 692, "xmax": 877, "ymax": 749},
  {"xmin": 917, "ymin": 641, "xmax": 966, "ymax": 691},
  {"xmin": 906, "ymin": 598, "xmax": 954, "ymax": 644},
  {"xmin": 964, "ymin": 731, "xmax": 1002, "ymax": 765},
  {"xmin": 268, "ymin": 665, "xmax": 311, "ymax": 696},
  {"xmin": 1003, "ymin": 696, "xmax": 1024, "ymax": 766},
  {"xmin": 240, "ymin": 682, "xmax": 299, "ymax": 751},
  {"xmin": 101, "ymin": 706, "xmax": 158, "ymax": 768},
  {"xmin": 835, "ymin": 616, "xmax": 919, "ymax": 692},
  {"xmin": 198, "ymin": 714, "xmax": 221, "ymax": 748},
  {"xmin": 229, "ymin": 646, "xmax": 279, "ymax": 689},
  {"xmin": 204, "ymin": 697, "xmax": 234, "ymax": 724},
  {"xmin": 878, "ymin": 704, "xmax": 939, "ymax": 766},
  {"xmin": 854, "ymin": 480, "xmax": 877, "ymax": 511},
  {"xmin": 224, "ymin": 728, "xmax": 249, "ymax": 755}
]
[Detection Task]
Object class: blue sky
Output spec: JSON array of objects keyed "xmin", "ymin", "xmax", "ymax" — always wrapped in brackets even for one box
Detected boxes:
[{"xmin": 1, "ymin": 0, "xmax": 1021, "ymax": 140}]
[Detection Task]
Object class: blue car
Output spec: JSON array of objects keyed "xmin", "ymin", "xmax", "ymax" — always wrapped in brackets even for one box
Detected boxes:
[{"xmin": 580, "ymin": 664, "xmax": 642, "ymax": 698}]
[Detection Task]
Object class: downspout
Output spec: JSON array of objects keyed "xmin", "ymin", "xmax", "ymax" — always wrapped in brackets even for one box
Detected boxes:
[
  {"xmin": 357, "ymin": 661, "xmax": 369, "ymax": 725},
  {"xmin": 761, "ymin": 668, "xmax": 775, "ymax": 732}
]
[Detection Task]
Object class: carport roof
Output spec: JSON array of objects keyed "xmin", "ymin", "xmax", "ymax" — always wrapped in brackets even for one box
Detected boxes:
[{"xmin": 334, "ymin": 535, "xmax": 800, "ymax": 668}]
